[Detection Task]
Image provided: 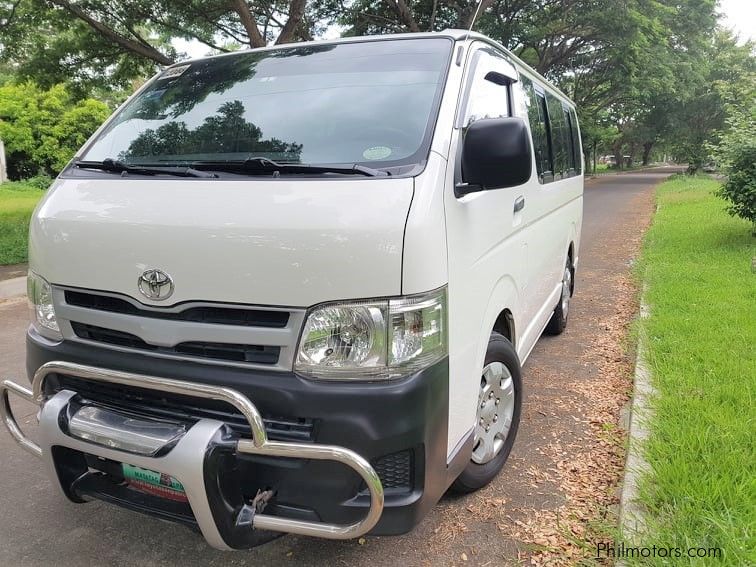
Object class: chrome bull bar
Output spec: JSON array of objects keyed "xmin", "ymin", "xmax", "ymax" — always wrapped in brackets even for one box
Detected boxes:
[{"xmin": 1, "ymin": 361, "xmax": 385, "ymax": 547}]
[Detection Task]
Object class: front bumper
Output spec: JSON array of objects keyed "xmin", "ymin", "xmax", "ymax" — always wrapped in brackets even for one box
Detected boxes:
[
  {"xmin": 1, "ymin": 361, "xmax": 384, "ymax": 549},
  {"xmin": 1, "ymin": 333, "xmax": 454, "ymax": 549}
]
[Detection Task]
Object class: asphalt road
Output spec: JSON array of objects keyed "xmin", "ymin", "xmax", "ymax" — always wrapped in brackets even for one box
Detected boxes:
[{"xmin": 0, "ymin": 168, "xmax": 679, "ymax": 566}]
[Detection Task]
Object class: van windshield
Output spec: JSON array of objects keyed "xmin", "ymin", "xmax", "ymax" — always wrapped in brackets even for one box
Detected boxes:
[{"xmin": 79, "ymin": 38, "xmax": 453, "ymax": 173}]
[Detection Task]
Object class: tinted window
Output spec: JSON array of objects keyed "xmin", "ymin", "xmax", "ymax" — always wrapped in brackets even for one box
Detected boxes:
[
  {"xmin": 568, "ymin": 108, "xmax": 582, "ymax": 174},
  {"xmin": 80, "ymin": 39, "xmax": 452, "ymax": 171},
  {"xmin": 521, "ymin": 77, "xmax": 552, "ymax": 180},
  {"xmin": 546, "ymin": 93, "xmax": 569, "ymax": 177},
  {"xmin": 522, "ymin": 76, "xmax": 580, "ymax": 182}
]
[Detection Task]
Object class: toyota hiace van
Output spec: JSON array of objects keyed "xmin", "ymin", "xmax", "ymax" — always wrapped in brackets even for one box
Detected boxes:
[{"xmin": 2, "ymin": 30, "xmax": 583, "ymax": 549}]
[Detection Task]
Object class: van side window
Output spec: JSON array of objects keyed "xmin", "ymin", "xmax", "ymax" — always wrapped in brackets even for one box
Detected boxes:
[
  {"xmin": 567, "ymin": 107, "xmax": 582, "ymax": 174},
  {"xmin": 546, "ymin": 93, "xmax": 569, "ymax": 178},
  {"xmin": 464, "ymin": 52, "xmax": 511, "ymax": 126},
  {"xmin": 520, "ymin": 76, "xmax": 552, "ymax": 182},
  {"xmin": 563, "ymin": 107, "xmax": 576, "ymax": 173}
]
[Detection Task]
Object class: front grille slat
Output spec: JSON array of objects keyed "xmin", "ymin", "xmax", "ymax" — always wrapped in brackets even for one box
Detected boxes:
[
  {"xmin": 70, "ymin": 322, "xmax": 280, "ymax": 365},
  {"xmin": 65, "ymin": 290, "xmax": 289, "ymax": 328},
  {"xmin": 51, "ymin": 376, "xmax": 314, "ymax": 442}
]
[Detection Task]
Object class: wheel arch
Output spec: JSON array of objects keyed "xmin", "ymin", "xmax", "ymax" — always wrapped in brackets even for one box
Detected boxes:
[
  {"xmin": 479, "ymin": 274, "xmax": 522, "ymax": 364},
  {"xmin": 567, "ymin": 240, "xmax": 576, "ymax": 294},
  {"xmin": 492, "ymin": 309, "xmax": 516, "ymax": 349}
]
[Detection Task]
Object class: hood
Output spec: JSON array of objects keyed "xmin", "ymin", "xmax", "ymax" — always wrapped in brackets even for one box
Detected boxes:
[{"xmin": 30, "ymin": 177, "xmax": 413, "ymax": 307}]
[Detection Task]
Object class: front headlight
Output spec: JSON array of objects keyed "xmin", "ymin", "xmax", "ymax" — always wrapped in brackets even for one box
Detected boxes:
[
  {"xmin": 28, "ymin": 272, "xmax": 62, "ymax": 340},
  {"xmin": 295, "ymin": 287, "xmax": 447, "ymax": 380}
]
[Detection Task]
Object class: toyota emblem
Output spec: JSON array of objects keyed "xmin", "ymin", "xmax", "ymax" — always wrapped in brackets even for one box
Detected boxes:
[{"xmin": 137, "ymin": 269, "xmax": 174, "ymax": 301}]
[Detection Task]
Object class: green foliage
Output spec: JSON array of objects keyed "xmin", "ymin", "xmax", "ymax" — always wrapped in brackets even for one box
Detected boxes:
[
  {"xmin": 716, "ymin": 141, "xmax": 756, "ymax": 226},
  {"xmin": 22, "ymin": 174, "xmax": 54, "ymax": 190},
  {"xmin": 711, "ymin": 62, "xmax": 756, "ymax": 226},
  {"xmin": 0, "ymin": 0, "xmax": 317, "ymax": 95},
  {"xmin": 0, "ymin": 82, "xmax": 110, "ymax": 179},
  {"xmin": 0, "ymin": 181, "xmax": 45, "ymax": 264},
  {"xmin": 0, "ymin": 0, "xmax": 752, "ymax": 180}
]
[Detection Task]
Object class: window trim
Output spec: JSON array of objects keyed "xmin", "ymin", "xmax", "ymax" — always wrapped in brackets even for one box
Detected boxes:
[{"xmin": 455, "ymin": 44, "xmax": 517, "ymax": 129}]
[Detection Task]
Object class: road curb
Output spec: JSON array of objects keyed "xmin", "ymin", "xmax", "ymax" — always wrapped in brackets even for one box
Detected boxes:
[
  {"xmin": 0, "ymin": 276, "xmax": 26, "ymax": 300},
  {"xmin": 618, "ymin": 296, "xmax": 656, "ymax": 551}
]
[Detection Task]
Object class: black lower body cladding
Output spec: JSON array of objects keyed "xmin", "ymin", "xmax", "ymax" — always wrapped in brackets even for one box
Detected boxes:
[{"xmin": 27, "ymin": 331, "xmax": 455, "ymax": 541}]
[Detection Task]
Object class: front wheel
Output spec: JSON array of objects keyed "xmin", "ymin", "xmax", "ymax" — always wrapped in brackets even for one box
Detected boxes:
[{"xmin": 451, "ymin": 333, "xmax": 522, "ymax": 493}]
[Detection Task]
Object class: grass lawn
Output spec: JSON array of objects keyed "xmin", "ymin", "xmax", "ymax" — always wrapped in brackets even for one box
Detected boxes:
[
  {"xmin": 633, "ymin": 175, "xmax": 755, "ymax": 564},
  {"xmin": 0, "ymin": 181, "xmax": 46, "ymax": 265}
]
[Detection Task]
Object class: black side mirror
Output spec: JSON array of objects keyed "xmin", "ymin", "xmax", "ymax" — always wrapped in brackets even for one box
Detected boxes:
[{"xmin": 458, "ymin": 117, "xmax": 533, "ymax": 196}]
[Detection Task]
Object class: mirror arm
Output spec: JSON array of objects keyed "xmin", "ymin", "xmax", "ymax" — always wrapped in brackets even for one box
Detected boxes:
[{"xmin": 455, "ymin": 182, "xmax": 483, "ymax": 197}]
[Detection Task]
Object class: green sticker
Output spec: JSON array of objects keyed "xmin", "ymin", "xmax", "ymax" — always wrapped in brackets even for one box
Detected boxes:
[
  {"xmin": 362, "ymin": 146, "xmax": 392, "ymax": 160},
  {"xmin": 122, "ymin": 463, "xmax": 185, "ymax": 492}
]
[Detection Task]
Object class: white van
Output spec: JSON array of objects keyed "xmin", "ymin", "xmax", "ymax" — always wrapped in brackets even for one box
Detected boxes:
[{"xmin": 1, "ymin": 30, "xmax": 582, "ymax": 549}]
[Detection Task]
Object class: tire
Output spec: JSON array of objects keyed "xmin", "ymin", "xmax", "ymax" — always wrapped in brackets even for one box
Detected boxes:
[
  {"xmin": 544, "ymin": 255, "xmax": 573, "ymax": 335},
  {"xmin": 451, "ymin": 333, "xmax": 522, "ymax": 493}
]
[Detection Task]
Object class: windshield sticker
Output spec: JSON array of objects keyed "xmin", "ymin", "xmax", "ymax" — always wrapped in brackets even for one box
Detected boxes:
[
  {"xmin": 142, "ymin": 88, "xmax": 167, "ymax": 101},
  {"xmin": 363, "ymin": 146, "xmax": 392, "ymax": 160},
  {"xmin": 159, "ymin": 65, "xmax": 190, "ymax": 80}
]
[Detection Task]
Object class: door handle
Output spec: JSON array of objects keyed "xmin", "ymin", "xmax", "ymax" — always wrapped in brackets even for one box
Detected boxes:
[{"xmin": 513, "ymin": 196, "xmax": 525, "ymax": 213}]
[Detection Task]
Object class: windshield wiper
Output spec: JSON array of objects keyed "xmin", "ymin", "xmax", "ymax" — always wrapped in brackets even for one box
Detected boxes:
[
  {"xmin": 191, "ymin": 157, "xmax": 389, "ymax": 177},
  {"xmin": 74, "ymin": 158, "xmax": 217, "ymax": 178}
]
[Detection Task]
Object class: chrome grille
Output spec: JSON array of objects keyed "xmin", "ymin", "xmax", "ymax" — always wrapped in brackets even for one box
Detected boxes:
[
  {"xmin": 54, "ymin": 287, "xmax": 305, "ymax": 371},
  {"xmin": 65, "ymin": 290, "xmax": 289, "ymax": 328}
]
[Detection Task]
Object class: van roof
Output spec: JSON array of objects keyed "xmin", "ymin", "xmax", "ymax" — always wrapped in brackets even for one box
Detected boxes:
[{"xmin": 167, "ymin": 30, "xmax": 574, "ymax": 107}]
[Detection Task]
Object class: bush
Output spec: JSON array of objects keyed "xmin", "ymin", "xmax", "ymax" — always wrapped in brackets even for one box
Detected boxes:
[
  {"xmin": 24, "ymin": 175, "xmax": 54, "ymax": 190},
  {"xmin": 0, "ymin": 82, "xmax": 110, "ymax": 180},
  {"xmin": 716, "ymin": 141, "xmax": 756, "ymax": 227},
  {"xmin": 711, "ymin": 70, "xmax": 755, "ymax": 230}
]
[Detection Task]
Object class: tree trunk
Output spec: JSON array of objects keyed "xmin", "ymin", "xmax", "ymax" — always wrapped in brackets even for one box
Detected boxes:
[
  {"xmin": 612, "ymin": 141, "xmax": 623, "ymax": 171},
  {"xmin": 232, "ymin": 0, "xmax": 266, "ymax": 48},
  {"xmin": 642, "ymin": 141, "xmax": 654, "ymax": 166},
  {"xmin": 276, "ymin": 0, "xmax": 308, "ymax": 44}
]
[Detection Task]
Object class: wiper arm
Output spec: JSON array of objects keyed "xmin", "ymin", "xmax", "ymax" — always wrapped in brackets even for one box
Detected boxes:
[
  {"xmin": 74, "ymin": 158, "xmax": 217, "ymax": 179},
  {"xmin": 193, "ymin": 157, "xmax": 389, "ymax": 177}
]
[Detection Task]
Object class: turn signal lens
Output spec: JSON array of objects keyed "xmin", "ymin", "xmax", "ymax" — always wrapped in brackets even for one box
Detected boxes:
[{"xmin": 28, "ymin": 271, "xmax": 62, "ymax": 340}]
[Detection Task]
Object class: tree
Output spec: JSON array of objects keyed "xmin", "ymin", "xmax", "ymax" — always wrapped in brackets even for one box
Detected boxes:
[
  {"xmin": 1, "ymin": 0, "xmax": 752, "ymax": 178},
  {"xmin": 564, "ymin": 0, "xmax": 742, "ymax": 171},
  {"xmin": 0, "ymin": 0, "xmax": 318, "ymax": 95},
  {"xmin": 577, "ymin": 108, "xmax": 617, "ymax": 172},
  {"xmin": 0, "ymin": 82, "xmax": 110, "ymax": 178},
  {"xmin": 665, "ymin": 32, "xmax": 755, "ymax": 172},
  {"xmin": 713, "ymin": 54, "xmax": 756, "ymax": 228}
]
